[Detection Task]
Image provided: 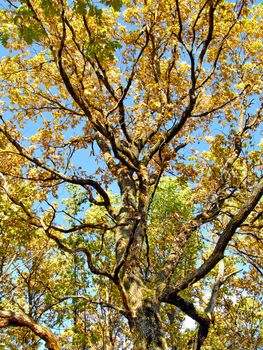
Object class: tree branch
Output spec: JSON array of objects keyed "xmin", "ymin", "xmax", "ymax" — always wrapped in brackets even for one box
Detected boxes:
[
  {"xmin": 162, "ymin": 177, "xmax": 263, "ymax": 296},
  {"xmin": 0, "ymin": 307, "xmax": 61, "ymax": 350},
  {"xmin": 0, "ymin": 116, "xmax": 112, "ymax": 211},
  {"xmin": 161, "ymin": 293, "xmax": 210, "ymax": 350}
]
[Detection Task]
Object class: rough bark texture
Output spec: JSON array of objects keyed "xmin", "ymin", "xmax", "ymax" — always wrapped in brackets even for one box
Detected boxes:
[
  {"xmin": 0, "ymin": 308, "xmax": 61, "ymax": 350},
  {"xmin": 129, "ymin": 292, "xmax": 168, "ymax": 350},
  {"xmin": 116, "ymin": 215, "xmax": 168, "ymax": 349}
]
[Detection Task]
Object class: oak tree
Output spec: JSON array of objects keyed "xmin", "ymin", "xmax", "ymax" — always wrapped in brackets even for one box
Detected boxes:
[{"xmin": 0, "ymin": 0, "xmax": 262, "ymax": 349}]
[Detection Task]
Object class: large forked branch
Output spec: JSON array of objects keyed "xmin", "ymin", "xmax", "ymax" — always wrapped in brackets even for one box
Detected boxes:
[
  {"xmin": 40, "ymin": 211, "xmax": 115, "ymax": 281},
  {"xmin": 0, "ymin": 307, "xmax": 61, "ymax": 350},
  {"xmin": 0, "ymin": 116, "xmax": 112, "ymax": 211},
  {"xmin": 162, "ymin": 176, "xmax": 263, "ymax": 298},
  {"xmin": 142, "ymin": 99, "xmax": 196, "ymax": 165},
  {"xmin": 162, "ymin": 262, "xmax": 241, "ymax": 350},
  {"xmin": 56, "ymin": 0, "xmax": 144, "ymax": 172},
  {"xmin": 0, "ymin": 172, "xmax": 116, "ymax": 281},
  {"xmin": 0, "ymin": 172, "xmax": 118, "ymax": 237},
  {"xmin": 163, "ymin": 293, "xmax": 210, "ymax": 350},
  {"xmin": 156, "ymin": 144, "xmax": 241, "ymax": 289}
]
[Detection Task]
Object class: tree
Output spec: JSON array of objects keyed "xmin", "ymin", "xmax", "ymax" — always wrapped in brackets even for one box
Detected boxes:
[{"xmin": 0, "ymin": 0, "xmax": 262, "ymax": 349}]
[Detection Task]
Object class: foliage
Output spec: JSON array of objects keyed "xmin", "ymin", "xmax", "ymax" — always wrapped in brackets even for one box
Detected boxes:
[{"xmin": 0, "ymin": 0, "xmax": 262, "ymax": 349}]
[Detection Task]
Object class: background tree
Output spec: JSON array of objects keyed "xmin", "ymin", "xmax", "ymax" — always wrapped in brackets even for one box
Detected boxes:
[{"xmin": 0, "ymin": 0, "xmax": 262, "ymax": 349}]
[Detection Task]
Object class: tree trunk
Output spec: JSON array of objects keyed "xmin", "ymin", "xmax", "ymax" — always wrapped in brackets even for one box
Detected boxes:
[
  {"xmin": 123, "ymin": 274, "xmax": 168, "ymax": 350},
  {"xmin": 131, "ymin": 301, "xmax": 168, "ymax": 350},
  {"xmin": 114, "ymin": 193, "xmax": 167, "ymax": 349}
]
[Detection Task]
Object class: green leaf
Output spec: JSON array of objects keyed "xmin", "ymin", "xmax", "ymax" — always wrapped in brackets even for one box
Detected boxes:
[
  {"xmin": 40, "ymin": 0, "xmax": 59, "ymax": 16},
  {"xmin": 13, "ymin": 4, "xmax": 47, "ymax": 45},
  {"xmin": 85, "ymin": 35, "xmax": 122, "ymax": 61},
  {"xmin": 73, "ymin": 0, "xmax": 90, "ymax": 15},
  {"xmin": 88, "ymin": 5, "xmax": 103, "ymax": 18},
  {"xmin": 100, "ymin": 0, "xmax": 123, "ymax": 11},
  {"xmin": 0, "ymin": 32, "xmax": 9, "ymax": 47}
]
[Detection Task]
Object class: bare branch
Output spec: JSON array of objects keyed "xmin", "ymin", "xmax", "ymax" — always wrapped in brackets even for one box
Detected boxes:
[{"xmin": 205, "ymin": 259, "xmax": 225, "ymax": 315}]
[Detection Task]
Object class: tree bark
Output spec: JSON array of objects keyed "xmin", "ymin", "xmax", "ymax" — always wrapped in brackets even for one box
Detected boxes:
[
  {"xmin": 130, "ymin": 297, "xmax": 168, "ymax": 350},
  {"xmin": 114, "ymin": 194, "xmax": 169, "ymax": 349},
  {"xmin": 0, "ymin": 307, "xmax": 61, "ymax": 350},
  {"xmin": 122, "ymin": 271, "xmax": 168, "ymax": 350}
]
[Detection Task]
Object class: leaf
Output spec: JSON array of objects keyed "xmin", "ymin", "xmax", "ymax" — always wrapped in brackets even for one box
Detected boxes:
[
  {"xmin": 85, "ymin": 36, "xmax": 122, "ymax": 61},
  {"xmin": 0, "ymin": 31, "xmax": 8, "ymax": 47},
  {"xmin": 13, "ymin": 4, "xmax": 47, "ymax": 44},
  {"xmin": 73, "ymin": 0, "xmax": 87, "ymax": 15},
  {"xmin": 40, "ymin": 0, "xmax": 59, "ymax": 16},
  {"xmin": 101, "ymin": 0, "xmax": 123, "ymax": 11}
]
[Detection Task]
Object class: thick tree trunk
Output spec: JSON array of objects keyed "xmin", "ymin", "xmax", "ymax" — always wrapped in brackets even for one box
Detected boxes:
[
  {"xmin": 114, "ymin": 187, "xmax": 168, "ymax": 349},
  {"xmin": 122, "ymin": 274, "xmax": 168, "ymax": 350},
  {"xmin": 130, "ymin": 301, "xmax": 168, "ymax": 350}
]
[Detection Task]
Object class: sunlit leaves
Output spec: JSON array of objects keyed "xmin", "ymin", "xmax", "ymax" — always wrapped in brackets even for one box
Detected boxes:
[
  {"xmin": 73, "ymin": 0, "xmax": 90, "ymax": 15},
  {"xmin": 0, "ymin": 0, "xmax": 262, "ymax": 348}
]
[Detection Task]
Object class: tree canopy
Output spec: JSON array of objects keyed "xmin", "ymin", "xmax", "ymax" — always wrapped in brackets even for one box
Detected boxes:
[{"xmin": 0, "ymin": 0, "xmax": 262, "ymax": 349}]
